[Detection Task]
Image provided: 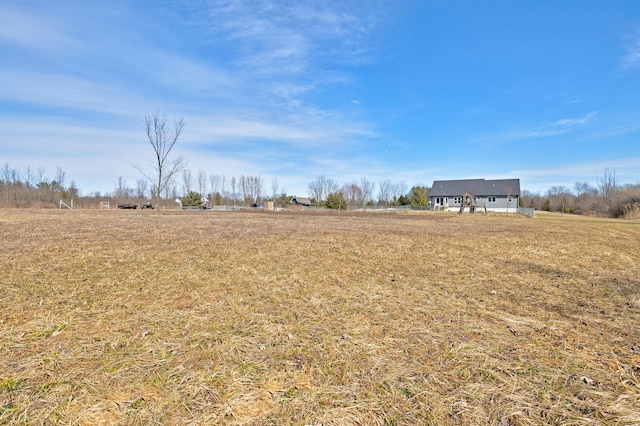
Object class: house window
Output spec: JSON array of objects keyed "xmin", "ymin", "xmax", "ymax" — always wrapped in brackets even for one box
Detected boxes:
[
  {"xmin": 435, "ymin": 197, "xmax": 444, "ymax": 205},
  {"xmin": 453, "ymin": 197, "xmax": 462, "ymax": 204},
  {"xmin": 488, "ymin": 196, "xmax": 496, "ymax": 203}
]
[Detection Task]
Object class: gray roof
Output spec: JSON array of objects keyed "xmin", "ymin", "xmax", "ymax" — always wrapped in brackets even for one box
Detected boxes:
[
  {"xmin": 290, "ymin": 196, "xmax": 312, "ymax": 206},
  {"xmin": 430, "ymin": 179, "xmax": 520, "ymax": 197}
]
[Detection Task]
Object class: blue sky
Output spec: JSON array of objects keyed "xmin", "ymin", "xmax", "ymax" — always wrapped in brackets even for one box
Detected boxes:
[{"xmin": 1, "ymin": 0, "xmax": 639, "ymax": 197}]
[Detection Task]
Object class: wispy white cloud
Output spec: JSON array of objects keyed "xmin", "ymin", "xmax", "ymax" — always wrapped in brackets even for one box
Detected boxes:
[
  {"xmin": 1, "ymin": 1, "xmax": 382, "ymax": 138},
  {"xmin": 621, "ymin": 28, "xmax": 640, "ymax": 71},
  {"xmin": 470, "ymin": 111, "xmax": 600, "ymax": 145},
  {"xmin": 0, "ymin": 118, "xmax": 141, "ymax": 155},
  {"xmin": 0, "ymin": 4, "xmax": 79, "ymax": 52},
  {"xmin": 184, "ymin": 0, "xmax": 379, "ymax": 126},
  {"xmin": 199, "ymin": 0, "xmax": 379, "ymax": 85},
  {"xmin": 0, "ymin": 71, "xmax": 147, "ymax": 117},
  {"xmin": 554, "ymin": 111, "xmax": 598, "ymax": 126},
  {"xmin": 185, "ymin": 110, "xmax": 377, "ymax": 150}
]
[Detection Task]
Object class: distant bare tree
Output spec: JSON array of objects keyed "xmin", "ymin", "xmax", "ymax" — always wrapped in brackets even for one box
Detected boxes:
[
  {"xmin": 134, "ymin": 112, "xmax": 186, "ymax": 211},
  {"xmin": 239, "ymin": 175, "xmax": 248, "ymax": 203},
  {"xmin": 36, "ymin": 166, "xmax": 46, "ymax": 185},
  {"xmin": 165, "ymin": 183, "xmax": 179, "ymax": 207},
  {"xmin": 255, "ymin": 175, "xmax": 264, "ymax": 202},
  {"xmin": 341, "ymin": 181, "xmax": 363, "ymax": 206},
  {"xmin": 182, "ymin": 170, "xmax": 193, "ymax": 196},
  {"xmin": 308, "ymin": 178, "xmax": 323, "ymax": 202},
  {"xmin": 360, "ymin": 177, "xmax": 375, "ymax": 205},
  {"xmin": 547, "ymin": 186, "xmax": 573, "ymax": 213},
  {"xmin": 573, "ymin": 181, "xmax": 591, "ymax": 195},
  {"xmin": 597, "ymin": 168, "xmax": 618, "ymax": 213},
  {"xmin": 115, "ymin": 176, "xmax": 130, "ymax": 199},
  {"xmin": 1, "ymin": 162, "xmax": 11, "ymax": 183},
  {"xmin": 135, "ymin": 179, "xmax": 148, "ymax": 199},
  {"xmin": 392, "ymin": 181, "xmax": 407, "ymax": 205},
  {"xmin": 308, "ymin": 175, "xmax": 338, "ymax": 203},
  {"xmin": 67, "ymin": 181, "xmax": 79, "ymax": 199},
  {"xmin": 54, "ymin": 166, "xmax": 66, "ymax": 189},
  {"xmin": 326, "ymin": 177, "xmax": 338, "ymax": 200},
  {"xmin": 271, "ymin": 176, "xmax": 279, "ymax": 202},
  {"xmin": 209, "ymin": 174, "xmax": 221, "ymax": 205},
  {"xmin": 230, "ymin": 176, "xmax": 238, "ymax": 207},
  {"xmin": 25, "ymin": 165, "xmax": 34, "ymax": 188},
  {"xmin": 220, "ymin": 175, "xmax": 228, "ymax": 203},
  {"xmin": 197, "ymin": 169, "xmax": 207, "ymax": 198},
  {"xmin": 378, "ymin": 179, "xmax": 392, "ymax": 206},
  {"xmin": 239, "ymin": 175, "xmax": 263, "ymax": 204},
  {"xmin": 398, "ymin": 181, "xmax": 408, "ymax": 198},
  {"xmin": 573, "ymin": 182, "xmax": 597, "ymax": 213}
]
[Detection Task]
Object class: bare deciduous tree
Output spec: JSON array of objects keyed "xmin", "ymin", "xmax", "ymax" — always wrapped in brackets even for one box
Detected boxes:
[
  {"xmin": 392, "ymin": 181, "xmax": 407, "ymax": 205},
  {"xmin": 220, "ymin": 176, "xmax": 227, "ymax": 202},
  {"xmin": 271, "ymin": 176, "xmax": 279, "ymax": 202},
  {"xmin": 182, "ymin": 170, "xmax": 193, "ymax": 196},
  {"xmin": 573, "ymin": 182, "xmax": 597, "ymax": 213},
  {"xmin": 1, "ymin": 162, "xmax": 11, "ymax": 183},
  {"xmin": 341, "ymin": 181, "xmax": 363, "ymax": 207},
  {"xmin": 360, "ymin": 177, "xmax": 375, "ymax": 205},
  {"xmin": 378, "ymin": 179, "xmax": 392, "ymax": 206},
  {"xmin": 197, "ymin": 169, "xmax": 207, "ymax": 199},
  {"xmin": 597, "ymin": 168, "xmax": 617, "ymax": 213},
  {"xmin": 209, "ymin": 174, "xmax": 221, "ymax": 205},
  {"xmin": 308, "ymin": 178, "xmax": 323, "ymax": 202},
  {"xmin": 547, "ymin": 186, "xmax": 573, "ymax": 213},
  {"xmin": 36, "ymin": 166, "xmax": 46, "ymax": 186},
  {"xmin": 135, "ymin": 179, "xmax": 148, "ymax": 199},
  {"xmin": 239, "ymin": 175, "xmax": 263, "ymax": 204},
  {"xmin": 134, "ymin": 112, "xmax": 186, "ymax": 211},
  {"xmin": 54, "ymin": 166, "xmax": 66, "ymax": 189},
  {"xmin": 308, "ymin": 175, "xmax": 338, "ymax": 203},
  {"xmin": 114, "ymin": 176, "xmax": 130, "ymax": 199},
  {"xmin": 25, "ymin": 165, "xmax": 34, "ymax": 188},
  {"xmin": 230, "ymin": 176, "xmax": 238, "ymax": 207}
]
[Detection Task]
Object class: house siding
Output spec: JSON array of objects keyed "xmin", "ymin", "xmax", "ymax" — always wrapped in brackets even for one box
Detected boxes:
[{"xmin": 429, "ymin": 178, "xmax": 520, "ymax": 213}]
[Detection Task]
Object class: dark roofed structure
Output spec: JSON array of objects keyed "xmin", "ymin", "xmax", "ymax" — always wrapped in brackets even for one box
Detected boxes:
[{"xmin": 290, "ymin": 196, "xmax": 312, "ymax": 207}]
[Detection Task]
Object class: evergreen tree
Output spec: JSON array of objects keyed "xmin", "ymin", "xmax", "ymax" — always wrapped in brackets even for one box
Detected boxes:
[
  {"xmin": 325, "ymin": 192, "xmax": 347, "ymax": 210},
  {"xmin": 409, "ymin": 186, "xmax": 429, "ymax": 207},
  {"xmin": 181, "ymin": 191, "xmax": 203, "ymax": 207}
]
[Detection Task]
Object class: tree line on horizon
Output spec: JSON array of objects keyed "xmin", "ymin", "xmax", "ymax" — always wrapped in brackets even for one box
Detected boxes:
[
  {"xmin": 1, "ymin": 161, "xmax": 639, "ymax": 218},
  {"xmin": 98, "ymin": 171, "xmax": 431, "ymax": 210},
  {"xmin": 0, "ymin": 163, "xmax": 79, "ymax": 208}
]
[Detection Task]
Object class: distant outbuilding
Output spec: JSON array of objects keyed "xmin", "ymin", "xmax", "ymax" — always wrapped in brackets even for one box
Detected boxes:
[{"xmin": 290, "ymin": 196, "xmax": 312, "ymax": 207}]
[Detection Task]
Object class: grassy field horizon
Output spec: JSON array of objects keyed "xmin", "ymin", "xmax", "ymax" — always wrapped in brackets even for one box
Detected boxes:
[{"xmin": 1, "ymin": 209, "xmax": 639, "ymax": 425}]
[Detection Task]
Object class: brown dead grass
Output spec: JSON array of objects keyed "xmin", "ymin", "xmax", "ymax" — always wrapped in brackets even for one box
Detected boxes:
[{"xmin": 0, "ymin": 209, "xmax": 639, "ymax": 425}]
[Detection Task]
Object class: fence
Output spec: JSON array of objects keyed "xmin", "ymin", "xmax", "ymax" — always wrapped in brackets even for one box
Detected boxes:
[{"xmin": 517, "ymin": 207, "xmax": 535, "ymax": 218}]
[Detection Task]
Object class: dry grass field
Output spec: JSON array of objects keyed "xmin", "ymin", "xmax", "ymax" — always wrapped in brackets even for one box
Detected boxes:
[{"xmin": 1, "ymin": 209, "xmax": 639, "ymax": 425}]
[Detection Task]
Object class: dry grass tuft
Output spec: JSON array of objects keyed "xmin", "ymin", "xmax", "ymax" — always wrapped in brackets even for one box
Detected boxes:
[{"xmin": 1, "ymin": 209, "xmax": 639, "ymax": 425}]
